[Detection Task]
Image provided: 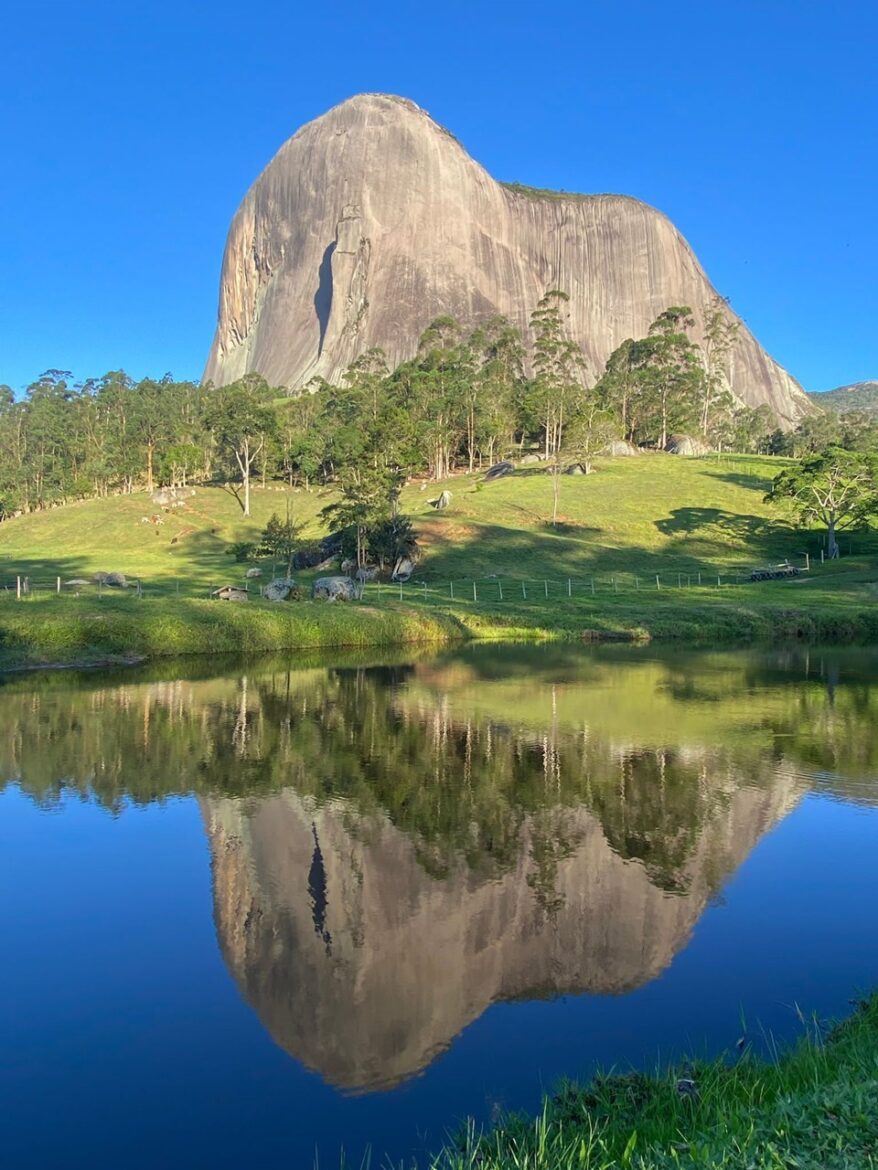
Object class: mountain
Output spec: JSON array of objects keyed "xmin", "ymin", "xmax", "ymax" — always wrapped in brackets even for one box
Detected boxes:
[
  {"xmin": 204, "ymin": 93, "xmax": 809, "ymax": 427},
  {"xmin": 808, "ymin": 381, "xmax": 878, "ymax": 415}
]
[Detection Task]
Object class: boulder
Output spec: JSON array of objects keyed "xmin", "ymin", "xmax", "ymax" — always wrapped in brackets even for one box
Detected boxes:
[
  {"xmin": 519, "ymin": 453, "xmax": 544, "ymax": 466},
  {"xmin": 264, "ymin": 577, "xmax": 297, "ymax": 601},
  {"xmin": 151, "ymin": 486, "xmax": 195, "ymax": 505},
  {"xmin": 312, "ymin": 576, "xmax": 358, "ymax": 602},
  {"xmin": 603, "ymin": 439, "xmax": 641, "ymax": 457},
  {"xmin": 355, "ymin": 566, "xmax": 379, "ymax": 582},
  {"xmin": 565, "ymin": 463, "xmax": 586, "ymax": 475},
  {"xmin": 64, "ymin": 578, "xmax": 91, "ymax": 587},
  {"xmin": 211, "ymin": 585, "xmax": 248, "ymax": 602},
  {"xmin": 665, "ymin": 434, "xmax": 711, "ymax": 456},
  {"xmin": 93, "ymin": 571, "xmax": 127, "ymax": 588},
  {"xmin": 392, "ymin": 557, "xmax": 415, "ymax": 582},
  {"xmin": 245, "ymin": 567, "xmax": 263, "ymax": 579},
  {"xmin": 484, "ymin": 461, "xmax": 514, "ymax": 481},
  {"xmin": 429, "ymin": 490, "xmax": 452, "ymax": 510}
]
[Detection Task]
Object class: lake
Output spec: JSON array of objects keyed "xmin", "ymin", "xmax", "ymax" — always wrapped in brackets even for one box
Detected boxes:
[{"xmin": 2, "ymin": 643, "xmax": 877, "ymax": 1168}]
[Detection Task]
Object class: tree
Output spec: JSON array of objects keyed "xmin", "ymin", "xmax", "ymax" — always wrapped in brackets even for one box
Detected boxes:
[
  {"xmin": 469, "ymin": 317, "xmax": 525, "ymax": 466},
  {"xmin": 414, "ymin": 317, "xmax": 473, "ymax": 480},
  {"xmin": 545, "ymin": 400, "xmax": 617, "ymax": 527},
  {"xmin": 204, "ymin": 374, "xmax": 277, "ymax": 516},
  {"xmin": 321, "ymin": 464, "xmax": 403, "ymax": 569},
  {"xmin": 700, "ymin": 296, "xmax": 739, "ymax": 439},
  {"xmin": 642, "ymin": 306, "xmax": 704, "ymax": 449},
  {"xmin": 565, "ymin": 402, "xmax": 618, "ymax": 475},
  {"xmin": 260, "ymin": 504, "xmax": 300, "ymax": 576},
  {"xmin": 368, "ymin": 512, "xmax": 419, "ymax": 572},
  {"xmin": 765, "ymin": 447, "xmax": 878, "ymax": 558},
  {"xmin": 527, "ymin": 290, "xmax": 584, "ymax": 458},
  {"xmin": 594, "ymin": 338, "xmax": 644, "ymax": 441}
]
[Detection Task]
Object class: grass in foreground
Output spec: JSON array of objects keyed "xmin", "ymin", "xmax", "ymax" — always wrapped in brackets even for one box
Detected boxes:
[
  {"xmin": 0, "ymin": 595, "xmax": 462, "ymax": 668},
  {"xmin": 429, "ymin": 996, "xmax": 878, "ymax": 1169}
]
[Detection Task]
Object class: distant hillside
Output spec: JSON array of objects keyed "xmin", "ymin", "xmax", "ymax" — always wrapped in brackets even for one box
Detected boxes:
[{"xmin": 809, "ymin": 381, "xmax": 878, "ymax": 415}]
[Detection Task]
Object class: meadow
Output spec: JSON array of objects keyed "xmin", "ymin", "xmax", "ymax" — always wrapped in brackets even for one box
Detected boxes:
[{"xmin": 0, "ymin": 452, "xmax": 876, "ymax": 664}]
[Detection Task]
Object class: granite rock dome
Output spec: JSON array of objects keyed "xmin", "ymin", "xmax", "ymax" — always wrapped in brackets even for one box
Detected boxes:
[{"xmin": 205, "ymin": 93, "xmax": 808, "ymax": 426}]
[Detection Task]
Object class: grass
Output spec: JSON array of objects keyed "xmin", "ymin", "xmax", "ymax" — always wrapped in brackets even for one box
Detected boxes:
[
  {"xmin": 0, "ymin": 453, "xmax": 876, "ymax": 664},
  {"xmin": 0, "ymin": 595, "xmax": 462, "ymax": 669},
  {"xmin": 428, "ymin": 995, "xmax": 878, "ymax": 1168}
]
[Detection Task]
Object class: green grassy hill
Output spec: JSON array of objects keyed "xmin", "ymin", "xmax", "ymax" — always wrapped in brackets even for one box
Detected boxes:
[
  {"xmin": 0, "ymin": 452, "xmax": 875, "ymax": 663},
  {"xmin": 0, "ymin": 453, "xmax": 853, "ymax": 588}
]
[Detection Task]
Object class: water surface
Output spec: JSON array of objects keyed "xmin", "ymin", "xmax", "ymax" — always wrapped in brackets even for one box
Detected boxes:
[{"xmin": 2, "ymin": 644, "xmax": 877, "ymax": 1168}]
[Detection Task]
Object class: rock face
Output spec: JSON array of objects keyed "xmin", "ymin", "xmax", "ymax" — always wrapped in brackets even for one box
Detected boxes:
[{"xmin": 204, "ymin": 93, "xmax": 809, "ymax": 426}]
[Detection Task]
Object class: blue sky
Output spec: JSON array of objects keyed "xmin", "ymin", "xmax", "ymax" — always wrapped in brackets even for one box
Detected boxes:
[{"xmin": 1, "ymin": 0, "xmax": 875, "ymax": 393}]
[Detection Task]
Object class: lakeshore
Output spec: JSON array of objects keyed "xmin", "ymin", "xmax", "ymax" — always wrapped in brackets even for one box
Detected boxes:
[
  {"xmin": 1, "ymin": 583, "xmax": 877, "ymax": 671},
  {"xmin": 430, "ymin": 995, "xmax": 878, "ymax": 1169}
]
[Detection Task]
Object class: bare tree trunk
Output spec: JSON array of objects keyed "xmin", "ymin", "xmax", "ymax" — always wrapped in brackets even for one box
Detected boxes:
[{"xmin": 828, "ymin": 516, "xmax": 840, "ymax": 559}]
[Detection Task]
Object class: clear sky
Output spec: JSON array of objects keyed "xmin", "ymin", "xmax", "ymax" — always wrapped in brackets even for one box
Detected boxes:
[{"xmin": 1, "ymin": 0, "xmax": 875, "ymax": 394}]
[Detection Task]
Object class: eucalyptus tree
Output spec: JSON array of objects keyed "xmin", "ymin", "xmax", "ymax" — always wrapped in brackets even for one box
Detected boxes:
[
  {"xmin": 699, "ymin": 296, "xmax": 739, "ymax": 439},
  {"xmin": 413, "ymin": 316, "xmax": 472, "ymax": 480},
  {"xmin": 641, "ymin": 306, "xmax": 703, "ymax": 448},
  {"xmin": 527, "ymin": 290, "xmax": 584, "ymax": 458},
  {"xmin": 469, "ymin": 316, "xmax": 525, "ymax": 466},
  {"xmin": 204, "ymin": 374, "xmax": 277, "ymax": 516}
]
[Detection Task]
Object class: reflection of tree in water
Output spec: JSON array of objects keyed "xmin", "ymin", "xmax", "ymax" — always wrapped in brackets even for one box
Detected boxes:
[{"xmin": 1, "ymin": 649, "xmax": 877, "ymax": 892}]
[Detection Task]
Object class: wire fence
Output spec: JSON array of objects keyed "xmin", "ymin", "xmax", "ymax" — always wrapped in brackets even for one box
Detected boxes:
[{"xmin": 0, "ymin": 556, "xmax": 813, "ymax": 607}]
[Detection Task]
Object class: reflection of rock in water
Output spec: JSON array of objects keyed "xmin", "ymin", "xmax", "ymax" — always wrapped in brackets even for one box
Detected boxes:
[{"xmin": 203, "ymin": 771, "xmax": 799, "ymax": 1093}]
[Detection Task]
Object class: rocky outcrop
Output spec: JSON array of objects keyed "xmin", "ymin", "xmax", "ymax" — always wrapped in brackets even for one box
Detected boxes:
[
  {"xmin": 203, "ymin": 765, "xmax": 799, "ymax": 1093},
  {"xmin": 204, "ymin": 93, "xmax": 809, "ymax": 426}
]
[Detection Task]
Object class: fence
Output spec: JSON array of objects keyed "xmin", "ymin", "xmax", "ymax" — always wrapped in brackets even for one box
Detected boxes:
[{"xmin": 0, "ymin": 554, "xmax": 815, "ymax": 608}]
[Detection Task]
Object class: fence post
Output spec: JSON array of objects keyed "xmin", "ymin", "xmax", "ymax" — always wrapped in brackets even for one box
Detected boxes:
[
  {"xmin": 16, "ymin": 576, "xmax": 20, "ymax": 600},
  {"xmin": 498, "ymin": 580, "xmax": 503, "ymax": 601},
  {"xmin": 522, "ymin": 582, "xmax": 527, "ymax": 599},
  {"xmin": 698, "ymin": 571, "xmax": 702, "ymax": 586},
  {"xmin": 656, "ymin": 575, "xmax": 660, "ymax": 589},
  {"xmin": 820, "ymin": 548, "xmax": 825, "ymax": 564},
  {"xmin": 635, "ymin": 577, "xmax": 639, "ymax": 590},
  {"xmin": 567, "ymin": 578, "xmax": 571, "ymax": 598},
  {"xmin": 678, "ymin": 573, "xmax": 682, "ymax": 588},
  {"xmin": 423, "ymin": 581, "xmax": 427, "ymax": 604},
  {"xmin": 717, "ymin": 575, "xmax": 721, "ymax": 588},
  {"xmin": 472, "ymin": 580, "xmax": 477, "ymax": 602},
  {"xmin": 805, "ymin": 553, "xmax": 810, "ymax": 572},
  {"xmin": 399, "ymin": 581, "xmax": 403, "ymax": 601},
  {"xmin": 544, "ymin": 580, "xmax": 548, "ymax": 598},
  {"xmin": 613, "ymin": 577, "xmax": 617, "ymax": 593},
  {"xmin": 591, "ymin": 578, "xmax": 595, "ymax": 595},
  {"xmin": 56, "ymin": 576, "xmax": 61, "ymax": 594}
]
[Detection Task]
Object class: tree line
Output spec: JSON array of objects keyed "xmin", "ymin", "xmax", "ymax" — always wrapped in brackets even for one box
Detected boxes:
[{"xmin": 3, "ymin": 291, "xmax": 876, "ymax": 549}]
